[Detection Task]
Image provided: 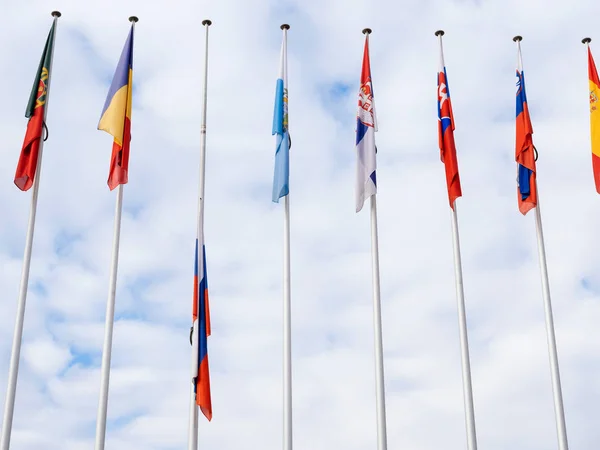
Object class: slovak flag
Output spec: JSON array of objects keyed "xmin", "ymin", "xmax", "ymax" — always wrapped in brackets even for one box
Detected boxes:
[
  {"xmin": 437, "ymin": 40, "xmax": 462, "ymax": 208},
  {"xmin": 191, "ymin": 237, "xmax": 212, "ymax": 421},
  {"xmin": 355, "ymin": 33, "xmax": 378, "ymax": 213},
  {"xmin": 515, "ymin": 42, "xmax": 537, "ymax": 215}
]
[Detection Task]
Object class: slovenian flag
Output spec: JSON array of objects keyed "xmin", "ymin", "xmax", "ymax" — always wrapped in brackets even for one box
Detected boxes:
[{"xmin": 355, "ymin": 33, "xmax": 377, "ymax": 213}]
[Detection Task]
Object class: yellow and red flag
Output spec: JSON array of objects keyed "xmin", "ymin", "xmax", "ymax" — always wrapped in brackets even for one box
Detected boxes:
[{"xmin": 588, "ymin": 45, "xmax": 600, "ymax": 193}]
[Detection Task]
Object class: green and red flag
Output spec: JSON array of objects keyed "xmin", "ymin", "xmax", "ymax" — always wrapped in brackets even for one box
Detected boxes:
[{"xmin": 14, "ymin": 22, "xmax": 56, "ymax": 191}]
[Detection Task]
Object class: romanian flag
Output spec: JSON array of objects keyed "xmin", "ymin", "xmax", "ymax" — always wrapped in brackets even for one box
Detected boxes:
[
  {"xmin": 192, "ymin": 238, "xmax": 212, "ymax": 421},
  {"xmin": 14, "ymin": 22, "xmax": 56, "ymax": 191},
  {"xmin": 437, "ymin": 40, "xmax": 462, "ymax": 208},
  {"xmin": 588, "ymin": 45, "xmax": 600, "ymax": 193},
  {"xmin": 515, "ymin": 43, "xmax": 537, "ymax": 215},
  {"xmin": 98, "ymin": 25, "xmax": 134, "ymax": 190}
]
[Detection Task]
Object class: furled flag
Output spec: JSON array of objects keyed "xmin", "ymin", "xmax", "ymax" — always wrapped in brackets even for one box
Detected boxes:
[
  {"xmin": 14, "ymin": 22, "xmax": 56, "ymax": 191},
  {"xmin": 98, "ymin": 24, "xmax": 134, "ymax": 190},
  {"xmin": 437, "ymin": 41, "xmax": 462, "ymax": 208},
  {"xmin": 587, "ymin": 44, "xmax": 600, "ymax": 193},
  {"xmin": 355, "ymin": 33, "xmax": 377, "ymax": 213},
  {"xmin": 515, "ymin": 44, "xmax": 537, "ymax": 215},
  {"xmin": 272, "ymin": 30, "xmax": 290, "ymax": 203},
  {"xmin": 191, "ymin": 238, "xmax": 212, "ymax": 421}
]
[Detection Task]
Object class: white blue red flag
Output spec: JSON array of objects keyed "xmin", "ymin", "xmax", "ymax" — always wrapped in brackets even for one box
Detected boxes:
[
  {"xmin": 355, "ymin": 34, "xmax": 377, "ymax": 213},
  {"xmin": 437, "ymin": 39, "xmax": 462, "ymax": 208},
  {"xmin": 272, "ymin": 31, "xmax": 290, "ymax": 203}
]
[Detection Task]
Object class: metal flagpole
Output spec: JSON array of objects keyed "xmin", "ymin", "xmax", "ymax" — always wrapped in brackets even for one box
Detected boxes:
[
  {"xmin": 188, "ymin": 18, "xmax": 212, "ymax": 450},
  {"xmin": 434, "ymin": 29, "xmax": 478, "ymax": 450},
  {"xmin": 360, "ymin": 27, "xmax": 388, "ymax": 450},
  {"xmin": 94, "ymin": 16, "xmax": 138, "ymax": 450},
  {"xmin": 450, "ymin": 202, "xmax": 478, "ymax": 450},
  {"xmin": 513, "ymin": 35, "xmax": 569, "ymax": 450},
  {"xmin": 280, "ymin": 23, "xmax": 293, "ymax": 450},
  {"xmin": 0, "ymin": 11, "xmax": 61, "ymax": 450}
]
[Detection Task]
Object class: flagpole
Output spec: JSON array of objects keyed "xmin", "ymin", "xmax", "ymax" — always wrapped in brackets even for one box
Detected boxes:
[
  {"xmin": 434, "ymin": 29, "xmax": 478, "ymax": 450},
  {"xmin": 187, "ymin": 18, "xmax": 212, "ymax": 450},
  {"xmin": 360, "ymin": 27, "xmax": 388, "ymax": 450},
  {"xmin": 0, "ymin": 11, "xmax": 60, "ymax": 450},
  {"xmin": 450, "ymin": 201, "xmax": 478, "ymax": 450},
  {"xmin": 93, "ymin": 16, "xmax": 138, "ymax": 450},
  {"xmin": 513, "ymin": 34, "xmax": 569, "ymax": 450},
  {"xmin": 279, "ymin": 23, "xmax": 293, "ymax": 450}
]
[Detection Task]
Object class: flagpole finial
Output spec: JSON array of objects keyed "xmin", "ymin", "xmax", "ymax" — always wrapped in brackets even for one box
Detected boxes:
[
  {"xmin": 513, "ymin": 35, "xmax": 523, "ymax": 42},
  {"xmin": 281, "ymin": 24, "xmax": 290, "ymax": 30},
  {"xmin": 129, "ymin": 16, "xmax": 139, "ymax": 23},
  {"xmin": 435, "ymin": 30, "xmax": 445, "ymax": 37},
  {"xmin": 51, "ymin": 11, "xmax": 61, "ymax": 17},
  {"xmin": 202, "ymin": 19, "xmax": 212, "ymax": 26},
  {"xmin": 362, "ymin": 28, "xmax": 372, "ymax": 35},
  {"xmin": 583, "ymin": 37, "xmax": 592, "ymax": 44}
]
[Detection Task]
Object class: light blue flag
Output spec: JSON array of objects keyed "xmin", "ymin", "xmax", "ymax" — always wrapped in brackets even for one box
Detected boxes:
[{"xmin": 272, "ymin": 35, "xmax": 290, "ymax": 203}]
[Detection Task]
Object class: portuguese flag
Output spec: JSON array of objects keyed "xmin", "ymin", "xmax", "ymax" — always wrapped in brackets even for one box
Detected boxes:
[{"xmin": 14, "ymin": 22, "xmax": 56, "ymax": 191}]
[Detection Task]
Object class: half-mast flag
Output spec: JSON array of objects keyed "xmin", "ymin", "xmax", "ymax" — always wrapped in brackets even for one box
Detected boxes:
[
  {"xmin": 355, "ymin": 34, "xmax": 377, "ymax": 213},
  {"xmin": 14, "ymin": 22, "xmax": 56, "ymax": 191},
  {"xmin": 272, "ymin": 31, "xmax": 290, "ymax": 203},
  {"xmin": 588, "ymin": 45, "xmax": 600, "ymax": 193},
  {"xmin": 437, "ymin": 42, "xmax": 462, "ymax": 208},
  {"xmin": 98, "ymin": 25, "xmax": 134, "ymax": 190},
  {"xmin": 192, "ymin": 238, "xmax": 212, "ymax": 421},
  {"xmin": 515, "ymin": 44, "xmax": 537, "ymax": 215}
]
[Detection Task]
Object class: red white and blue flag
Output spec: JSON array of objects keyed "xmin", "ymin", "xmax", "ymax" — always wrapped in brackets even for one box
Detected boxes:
[
  {"xmin": 515, "ymin": 42, "xmax": 537, "ymax": 215},
  {"xmin": 355, "ymin": 34, "xmax": 378, "ymax": 213},
  {"xmin": 437, "ymin": 40, "xmax": 462, "ymax": 208},
  {"xmin": 191, "ymin": 237, "xmax": 212, "ymax": 421}
]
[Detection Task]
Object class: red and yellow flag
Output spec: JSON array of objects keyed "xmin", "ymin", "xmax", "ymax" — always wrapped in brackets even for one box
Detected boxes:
[{"xmin": 588, "ymin": 45, "xmax": 600, "ymax": 193}]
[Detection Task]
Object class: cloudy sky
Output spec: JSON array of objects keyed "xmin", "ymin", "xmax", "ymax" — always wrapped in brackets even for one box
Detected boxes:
[{"xmin": 1, "ymin": 0, "xmax": 600, "ymax": 449}]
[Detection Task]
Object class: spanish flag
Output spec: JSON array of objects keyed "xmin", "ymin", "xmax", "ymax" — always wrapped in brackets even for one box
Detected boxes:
[
  {"xmin": 588, "ymin": 45, "xmax": 600, "ymax": 193},
  {"xmin": 98, "ymin": 24, "xmax": 134, "ymax": 190},
  {"xmin": 14, "ymin": 22, "xmax": 56, "ymax": 191},
  {"xmin": 515, "ymin": 43, "xmax": 537, "ymax": 215}
]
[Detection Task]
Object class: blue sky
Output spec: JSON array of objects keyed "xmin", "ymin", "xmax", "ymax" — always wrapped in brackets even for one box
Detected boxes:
[{"xmin": 1, "ymin": 0, "xmax": 600, "ymax": 449}]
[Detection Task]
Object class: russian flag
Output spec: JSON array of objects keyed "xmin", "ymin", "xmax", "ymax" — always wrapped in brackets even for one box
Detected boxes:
[
  {"xmin": 192, "ymin": 238, "xmax": 212, "ymax": 421},
  {"xmin": 515, "ymin": 43, "xmax": 537, "ymax": 215},
  {"xmin": 437, "ymin": 41, "xmax": 462, "ymax": 208},
  {"xmin": 355, "ymin": 33, "xmax": 377, "ymax": 213},
  {"xmin": 98, "ymin": 24, "xmax": 134, "ymax": 190}
]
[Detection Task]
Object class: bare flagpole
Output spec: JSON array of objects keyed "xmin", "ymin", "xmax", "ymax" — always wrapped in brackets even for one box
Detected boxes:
[
  {"xmin": 93, "ymin": 16, "xmax": 138, "ymax": 450},
  {"xmin": 188, "ymin": 18, "xmax": 212, "ymax": 450},
  {"xmin": 280, "ymin": 23, "xmax": 293, "ymax": 450},
  {"xmin": 362, "ymin": 27, "xmax": 388, "ymax": 450},
  {"xmin": 435, "ymin": 29, "xmax": 478, "ymax": 450},
  {"xmin": 514, "ymin": 34, "xmax": 569, "ymax": 450},
  {"xmin": 0, "ymin": 11, "xmax": 61, "ymax": 450}
]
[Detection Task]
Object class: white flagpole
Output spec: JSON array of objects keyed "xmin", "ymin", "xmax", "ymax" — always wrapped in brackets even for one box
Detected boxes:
[
  {"xmin": 187, "ymin": 18, "xmax": 212, "ymax": 450},
  {"xmin": 360, "ymin": 27, "xmax": 388, "ymax": 450},
  {"xmin": 450, "ymin": 202, "xmax": 478, "ymax": 450},
  {"xmin": 513, "ymin": 35, "xmax": 569, "ymax": 450},
  {"xmin": 280, "ymin": 23, "xmax": 293, "ymax": 450},
  {"xmin": 435, "ymin": 29, "xmax": 478, "ymax": 450},
  {"xmin": 93, "ymin": 16, "xmax": 138, "ymax": 450},
  {"xmin": 0, "ymin": 11, "xmax": 60, "ymax": 450}
]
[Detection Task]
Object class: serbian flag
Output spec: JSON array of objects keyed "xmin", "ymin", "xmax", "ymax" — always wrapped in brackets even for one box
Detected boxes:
[
  {"xmin": 587, "ymin": 44, "xmax": 600, "ymax": 193},
  {"xmin": 14, "ymin": 21, "xmax": 56, "ymax": 191},
  {"xmin": 437, "ymin": 40, "xmax": 462, "ymax": 208},
  {"xmin": 355, "ymin": 33, "xmax": 378, "ymax": 213},
  {"xmin": 98, "ymin": 24, "xmax": 134, "ymax": 190},
  {"xmin": 191, "ymin": 238, "xmax": 212, "ymax": 421},
  {"xmin": 515, "ymin": 43, "xmax": 537, "ymax": 215},
  {"xmin": 272, "ymin": 28, "xmax": 290, "ymax": 203}
]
